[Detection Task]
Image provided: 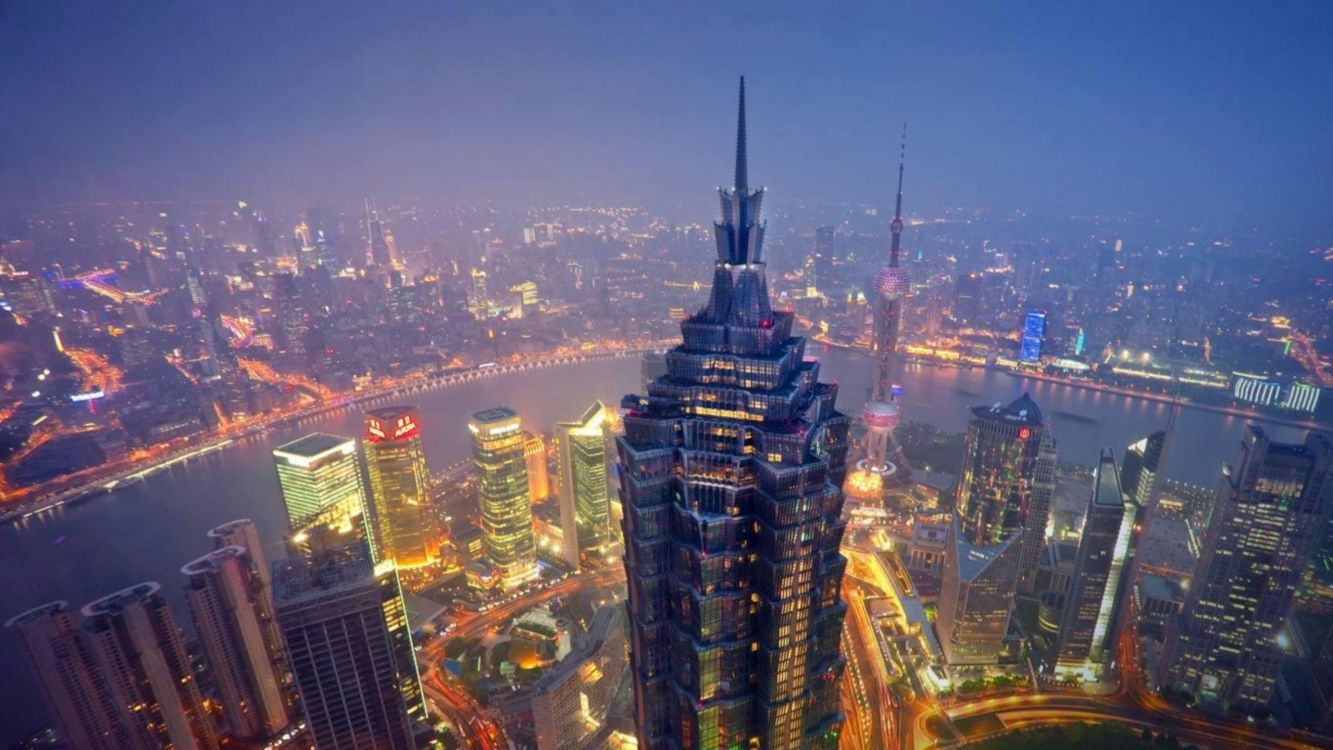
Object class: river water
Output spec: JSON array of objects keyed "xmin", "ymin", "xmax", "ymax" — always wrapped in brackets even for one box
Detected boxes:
[{"xmin": 0, "ymin": 347, "xmax": 1310, "ymax": 740}]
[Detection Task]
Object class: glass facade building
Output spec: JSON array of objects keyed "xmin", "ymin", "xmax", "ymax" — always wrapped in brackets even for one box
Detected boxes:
[
  {"xmin": 273, "ymin": 433, "xmax": 374, "ymax": 556},
  {"xmin": 274, "ymin": 545, "xmax": 426, "ymax": 750},
  {"xmin": 1019, "ymin": 310, "xmax": 1047, "ymax": 362},
  {"xmin": 364, "ymin": 407, "xmax": 439, "ymax": 568},
  {"xmin": 470, "ymin": 406, "xmax": 540, "ymax": 589},
  {"xmin": 619, "ymin": 79, "xmax": 849, "ymax": 750},
  {"xmin": 1054, "ymin": 449, "xmax": 1135, "ymax": 679},
  {"xmin": 1160, "ymin": 428, "xmax": 1332, "ymax": 713},
  {"xmin": 554, "ymin": 401, "xmax": 613, "ymax": 569},
  {"xmin": 938, "ymin": 394, "xmax": 1055, "ymax": 664}
]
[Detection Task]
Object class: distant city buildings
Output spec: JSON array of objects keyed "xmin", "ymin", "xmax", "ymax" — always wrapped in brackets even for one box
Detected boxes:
[
  {"xmin": 364, "ymin": 406, "xmax": 440, "ymax": 568},
  {"xmin": 1019, "ymin": 309, "xmax": 1047, "ymax": 362},
  {"xmin": 274, "ymin": 544, "xmax": 426, "ymax": 750},
  {"xmin": 1160, "ymin": 428, "xmax": 1332, "ymax": 715},
  {"xmin": 470, "ymin": 406, "xmax": 540, "ymax": 589}
]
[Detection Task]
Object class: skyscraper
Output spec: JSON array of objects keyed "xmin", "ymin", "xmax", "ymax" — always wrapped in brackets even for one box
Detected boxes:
[
  {"xmin": 525, "ymin": 431, "xmax": 551, "ymax": 502},
  {"xmin": 82, "ymin": 583, "xmax": 220, "ymax": 750},
  {"xmin": 364, "ymin": 406, "xmax": 439, "ymax": 568},
  {"xmin": 273, "ymin": 433, "xmax": 374, "ymax": 555},
  {"xmin": 365, "ymin": 200, "xmax": 393, "ymax": 268},
  {"xmin": 6, "ymin": 601, "xmax": 128, "ymax": 750},
  {"xmin": 553, "ymin": 401, "xmax": 612, "ymax": 569},
  {"xmin": 1053, "ymin": 449, "xmax": 1135, "ymax": 680},
  {"xmin": 181, "ymin": 546, "xmax": 289, "ymax": 739},
  {"xmin": 1120, "ymin": 430, "xmax": 1167, "ymax": 510},
  {"xmin": 1160, "ymin": 428, "xmax": 1332, "ymax": 714},
  {"xmin": 807, "ymin": 226, "xmax": 834, "ymax": 298},
  {"xmin": 531, "ymin": 605, "xmax": 628, "ymax": 750},
  {"xmin": 619, "ymin": 78, "xmax": 850, "ymax": 750},
  {"xmin": 938, "ymin": 394, "xmax": 1056, "ymax": 664},
  {"xmin": 1019, "ymin": 309, "xmax": 1047, "ymax": 362},
  {"xmin": 274, "ymin": 545, "xmax": 426, "ymax": 750},
  {"xmin": 469, "ymin": 406, "xmax": 540, "ymax": 589}
]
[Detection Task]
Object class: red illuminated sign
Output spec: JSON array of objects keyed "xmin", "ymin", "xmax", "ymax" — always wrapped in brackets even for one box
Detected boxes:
[{"xmin": 1018, "ymin": 427, "xmax": 1032, "ymax": 440}]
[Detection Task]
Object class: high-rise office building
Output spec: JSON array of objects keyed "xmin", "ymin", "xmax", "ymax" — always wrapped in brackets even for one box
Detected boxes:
[
  {"xmin": 207, "ymin": 518, "xmax": 272, "ymax": 601},
  {"xmin": 273, "ymin": 433, "xmax": 374, "ymax": 555},
  {"xmin": 807, "ymin": 226, "xmax": 834, "ymax": 298},
  {"xmin": 1120, "ymin": 430, "xmax": 1167, "ymax": 510},
  {"xmin": 365, "ymin": 200, "xmax": 393, "ymax": 268},
  {"xmin": 938, "ymin": 394, "xmax": 1055, "ymax": 664},
  {"xmin": 525, "ymin": 431, "xmax": 551, "ymax": 502},
  {"xmin": 364, "ymin": 407, "xmax": 439, "ymax": 568},
  {"xmin": 274, "ymin": 545, "xmax": 426, "ymax": 750},
  {"xmin": 1160, "ymin": 428, "xmax": 1332, "ymax": 713},
  {"xmin": 1019, "ymin": 310, "xmax": 1047, "ymax": 362},
  {"xmin": 1053, "ymin": 449, "xmax": 1135, "ymax": 680},
  {"xmin": 82, "ymin": 583, "xmax": 220, "ymax": 750},
  {"xmin": 6, "ymin": 601, "xmax": 129, "ymax": 750},
  {"xmin": 470, "ymin": 406, "xmax": 540, "ymax": 589},
  {"xmin": 619, "ymin": 79, "xmax": 850, "ymax": 750},
  {"xmin": 553, "ymin": 402, "xmax": 612, "ymax": 569},
  {"xmin": 181, "ymin": 547, "xmax": 289, "ymax": 739}
]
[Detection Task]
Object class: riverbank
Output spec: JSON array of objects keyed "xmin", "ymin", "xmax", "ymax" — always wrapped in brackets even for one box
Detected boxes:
[
  {"xmin": 2, "ymin": 348, "xmax": 648, "ymax": 526},
  {"xmin": 811, "ymin": 334, "xmax": 1329, "ymax": 433}
]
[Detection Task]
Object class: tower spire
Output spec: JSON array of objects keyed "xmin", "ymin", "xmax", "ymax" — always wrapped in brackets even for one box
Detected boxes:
[
  {"xmin": 890, "ymin": 122, "xmax": 907, "ymax": 267},
  {"xmin": 734, "ymin": 76, "xmax": 748, "ymax": 195}
]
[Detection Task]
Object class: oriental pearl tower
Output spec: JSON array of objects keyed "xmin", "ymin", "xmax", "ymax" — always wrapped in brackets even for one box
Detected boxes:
[{"xmin": 849, "ymin": 127, "xmax": 910, "ymax": 499}]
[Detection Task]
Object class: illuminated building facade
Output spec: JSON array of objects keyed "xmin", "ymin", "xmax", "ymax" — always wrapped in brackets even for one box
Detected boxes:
[
  {"xmin": 619, "ymin": 79, "xmax": 850, "ymax": 750},
  {"xmin": 6, "ymin": 601, "xmax": 129, "ymax": 750},
  {"xmin": 525, "ymin": 431, "xmax": 551, "ymax": 502},
  {"xmin": 1053, "ymin": 449, "xmax": 1134, "ymax": 680},
  {"xmin": 181, "ymin": 547, "xmax": 289, "ymax": 739},
  {"xmin": 1160, "ymin": 428, "xmax": 1332, "ymax": 714},
  {"xmin": 938, "ymin": 394, "xmax": 1055, "ymax": 665},
  {"xmin": 273, "ymin": 433, "xmax": 374, "ymax": 555},
  {"xmin": 274, "ymin": 545, "xmax": 426, "ymax": 750},
  {"xmin": 82, "ymin": 583, "xmax": 220, "ymax": 750},
  {"xmin": 936, "ymin": 528, "xmax": 1022, "ymax": 665},
  {"xmin": 364, "ymin": 407, "xmax": 439, "ymax": 567},
  {"xmin": 470, "ymin": 406, "xmax": 540, "ymax": 589},
  {"xmin": 554, "ymin": 401, "xmax": 612, "ymax": 569},
  {"xmin": 955, "ymin": 394, "xmax": 1056, "ymax": 594},
  {"xmin": 1019, "ymin": 310, "xmax": 1047, "ymax": 362}
]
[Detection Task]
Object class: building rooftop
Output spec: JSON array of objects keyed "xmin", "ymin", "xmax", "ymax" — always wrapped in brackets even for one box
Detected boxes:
[
  {"xmin": 5, "ymin": 600, "xmax": 70, "ymax": 628},
  {"xmin": 82, "ymin": 582, "xmax": 162, "ymax": 617},
  {"xmin": 971, "ymin": 392, "xmax": 1043, "ymax": 427},
  {"xmin": 273, "ymin": 433, "xmax": 355, "ymax": 462},
  {"xmin": 1092, "ymin": 449, "xmax": 1125, "ymax": 508},
  {"xmin": 180, "ymin": 545, "xmax": 246, "ymax": 577},
  {"xmin": 471, "ymin": 405, "xmax": 519, "ymax": 424},
  {"xmin": 273, "ymin": 545, "xmax": 376, "ymax": 606},
  {"xmin": 1139, "ymin": 573, "xmax": 1184, "ymax": 602},
  {"xmin": 365, "ymin": 405, "xmax": 418, "ymax": 421},
  {"xmin": 952, "ymin": 522, "xmax": 1019, "ymax": 583}
]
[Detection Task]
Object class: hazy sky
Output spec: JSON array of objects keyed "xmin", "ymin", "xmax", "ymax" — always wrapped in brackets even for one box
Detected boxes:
[{"xmin": 3, "ymin": 1, "xmax": 1331, "ymax": 233}]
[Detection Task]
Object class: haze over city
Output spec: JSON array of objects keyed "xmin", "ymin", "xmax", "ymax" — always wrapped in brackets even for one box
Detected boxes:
[{"xmin": 1, "ymin": 4, "xmax": 1332, "ymax": 750}]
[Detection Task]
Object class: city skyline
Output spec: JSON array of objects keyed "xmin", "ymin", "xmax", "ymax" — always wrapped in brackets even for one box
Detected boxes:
[{"xmin": 1, "ymin": 10, "xmax": 1332, "ymax": 749}]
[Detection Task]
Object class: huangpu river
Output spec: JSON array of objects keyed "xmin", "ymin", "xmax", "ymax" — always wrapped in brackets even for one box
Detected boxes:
[{"xmin": 0, "ymin": 347, "xmax": 1311, "ymax": 741}]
